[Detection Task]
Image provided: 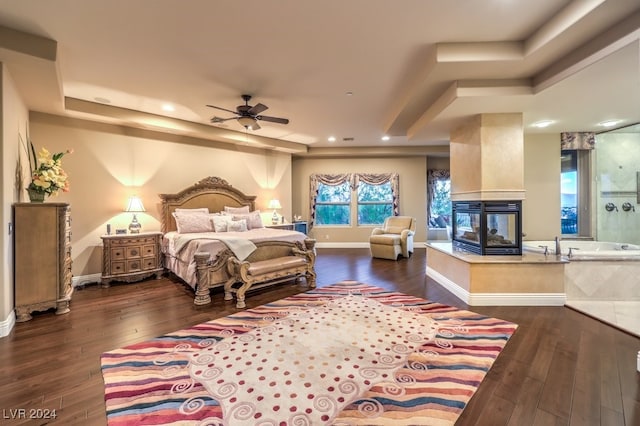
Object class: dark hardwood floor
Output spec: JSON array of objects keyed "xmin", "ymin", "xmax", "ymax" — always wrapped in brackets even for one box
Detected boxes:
[{"xmin": 1, "ymin": 247, "xmax": 638, "ymax": 425}]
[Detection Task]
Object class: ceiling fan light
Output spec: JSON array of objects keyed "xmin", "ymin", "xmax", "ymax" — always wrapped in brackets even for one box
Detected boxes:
[{"xmin": 237, "ymin": 116, "xmax": 256, "ymax": 128}]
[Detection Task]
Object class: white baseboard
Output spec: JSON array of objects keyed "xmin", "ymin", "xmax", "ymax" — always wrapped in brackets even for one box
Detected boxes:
[
  {"xmin": 315, "ymin": 242, "xmax": 369, "ymax": 249},
  {"xmin": 72, "ymin": 273, "xmax": 102, "ymax": 288},
  {"xmin": 0, "ymin": 275, "xmax": 100, "ymax": 339},
  {"xmin": 426, "ymin": 266, "xmax": 566, "ymax": 306},
  {"xmin": 0, "ymin": 310, "xmax": 16, "ymax": 338},
  {"xmin": 314, "ymin": 242, "xmax": 427, "ymax": 249}
]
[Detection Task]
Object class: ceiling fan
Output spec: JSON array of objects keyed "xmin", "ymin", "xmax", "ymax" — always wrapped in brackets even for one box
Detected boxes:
[{"xmin": 207, "ymin": 94, "xmax": 289, "ymax": 130}]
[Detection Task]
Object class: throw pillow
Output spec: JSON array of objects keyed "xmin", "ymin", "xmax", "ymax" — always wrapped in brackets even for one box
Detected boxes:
[
  {"xmin": 212, "ymin": 215, "xmax": 232, "ymax": 232},
  {"xmin": 175, "ymin": 207, "xmax": 210, "ymax": 214},
  {"xmin": 227, "ymin": 219, "xmax": 248, "ymax": 232},
  {"xmin": 233, "ymin": 210, "xmax": 264, "ymax": 230},
  {"xmin": 173, "ymin": 212, "xmax": 214, "ymax": 233},
  {"xmin": 224, "ymin": 205, "xmax": 250, "ymax": 214}
]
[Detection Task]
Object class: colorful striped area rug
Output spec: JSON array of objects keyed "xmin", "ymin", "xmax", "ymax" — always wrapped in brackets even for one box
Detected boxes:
[{"xmin": 100, "ymin": 281, "xmax": 518, "ymax": 425}]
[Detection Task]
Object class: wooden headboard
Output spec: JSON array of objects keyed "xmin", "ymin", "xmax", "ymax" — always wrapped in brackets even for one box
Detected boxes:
[{"xmin": 159, "ymin": 176, "xmax": 257, "ymax": 233}]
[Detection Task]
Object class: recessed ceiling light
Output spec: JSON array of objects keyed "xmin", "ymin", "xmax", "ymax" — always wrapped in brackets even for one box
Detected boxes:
[
  {"xmin": 381, "ymin": 135, "xmax": 390, "ymax": 141},
  {"xmin": 345, "ymin": 91, "xmax": 353, "ymax": 96},
  {"xmin": 328, "ymin": 136, "xmax": 336, "ymax": 142},
  {"xmin": 532, "ymin": 120, "xmax": 554, "ymax": 128},
  {"xmin": 162, "ymin": 104, "xmax": 175, "ymax": 112},
  {"xmin": 598, "ymin": 119, "xmax": 620, "ymax": 127}
]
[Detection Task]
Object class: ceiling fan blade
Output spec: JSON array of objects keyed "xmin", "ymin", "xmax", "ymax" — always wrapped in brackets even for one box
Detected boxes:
[
  {"xmin": 256, "ymin": 115, "xmax": 289, "ymax": 125},
  {"xmin": 206, "ymin": 104, "xmax": 239, "ymax": 115},
  {"xmin": 210, "ymin": 116, "xmax": 236, "ymax": 123},
  {"xmin": 248, "ymin": 103, "xmax": 268, "ymax": 116}
]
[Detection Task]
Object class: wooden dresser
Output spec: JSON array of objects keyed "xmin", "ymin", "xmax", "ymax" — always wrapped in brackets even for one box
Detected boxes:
[
  {"xmin": 101, "ymin": 232, "xmax": 163, "ymax": 287},
  {"xmin": 13, "ymin": 203, "xmax": 73, "ymax": 322}
]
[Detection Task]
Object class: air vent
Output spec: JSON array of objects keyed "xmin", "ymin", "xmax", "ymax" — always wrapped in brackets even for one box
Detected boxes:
[{"xmin": 342, "ymin": 137, "xmax": 354, "ymax": 141}]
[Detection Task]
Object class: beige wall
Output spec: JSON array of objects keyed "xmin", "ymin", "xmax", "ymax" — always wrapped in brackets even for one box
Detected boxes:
[
  {"xmin": 28, "ymin": 113, "xmax": 293, "ymax": 278},
  {"xmin": 522, "ymin": 133, "xmax": 561, "ymax": 240},
  {"xmin": 427, "ymin": 156, "xmax": 450, "ymax": 170},
  {"xmin": 1, "ymin": 64, "xmax": 29, "ymax": 329},
  {"xmin": 291, "ymin": 156, "xmax": 427, "ymax": 244}
]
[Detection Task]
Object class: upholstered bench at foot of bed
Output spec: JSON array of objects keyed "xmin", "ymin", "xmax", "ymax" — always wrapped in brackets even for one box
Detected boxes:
[{"xmin": 224, "ymin": 239, "xmax": 316, "ymax": 308}]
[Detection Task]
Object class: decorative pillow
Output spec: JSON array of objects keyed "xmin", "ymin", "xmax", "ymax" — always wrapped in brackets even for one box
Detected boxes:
[
  {"xmin": 212, "ymin": 215, "xmax": 232, "ymax": 232},
  {"xmin": 224, "ymin": 205, "xmax": 250, "ymax": 214},
  {"xmin": 233, "ymin": 210, "xmax": 264, "ymax": 230},
  {"xmin": 172, "ymin": 212, "xmax": 214, "ymax": 233},
  {"xmin": 175, "ymin": 207, "xmax": 210, "ymax": 214},
  {"xmin": 227, "ymin": 219, "xmax": 248, "ymax": 232}
]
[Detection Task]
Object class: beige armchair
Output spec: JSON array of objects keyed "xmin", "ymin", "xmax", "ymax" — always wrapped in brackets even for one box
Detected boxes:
[{"xmin": 369, "ymin": 216, "xmax": 416, "ymax": 260}]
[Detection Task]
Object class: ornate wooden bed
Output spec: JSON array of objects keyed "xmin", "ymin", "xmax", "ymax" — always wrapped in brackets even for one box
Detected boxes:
[{"xmin": 160, "ymin": 176, "xmax": 314, "ymax": 305}]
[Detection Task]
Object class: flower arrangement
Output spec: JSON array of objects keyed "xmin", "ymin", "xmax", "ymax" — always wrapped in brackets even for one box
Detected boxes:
[{"xmin": 25, "ymin": 141, "xmax": 72, "ymax": 198}]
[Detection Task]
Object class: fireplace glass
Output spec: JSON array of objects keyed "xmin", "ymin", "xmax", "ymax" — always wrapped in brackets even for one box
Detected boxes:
[
  {"xmin": 452, "ymin": 201, "xmax": 522, "ymax": 255},
  {"xmin": 453, "ymin": 211, "xmax": 481, "ymax": 244},
  {"xmin": 486, "ymin": 211, "xmax": 517, "ymax": 247}
]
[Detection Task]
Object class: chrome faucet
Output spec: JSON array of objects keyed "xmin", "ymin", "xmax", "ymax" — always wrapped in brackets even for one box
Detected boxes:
[
  {"xmin": 568, "ymin": 247, "xmax": 579, "ymax": 258},
  {"xmin": 554, "ymin": 236, "xmax": 561, "ymax": 256},
  {"xmin": 538, "ymin": 245, "xmax": 549, "ymax": 256}
]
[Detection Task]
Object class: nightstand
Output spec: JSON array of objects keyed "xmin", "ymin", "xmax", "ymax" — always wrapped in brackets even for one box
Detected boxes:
[
  {"xmin": 265, "ymin": 223, "xmax": 295, "ymax": 230},
  {"xmin": 293, "ymin": 221, "xmax": 308, "ymax": 234},
  {"xmin": 101, "ymin": 232, "xmax": 163, "ymax": 287}
]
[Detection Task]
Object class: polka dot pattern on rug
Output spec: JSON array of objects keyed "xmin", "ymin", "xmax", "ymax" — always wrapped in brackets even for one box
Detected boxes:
[{"xmin": 188, "ymin": 294, "xmax": 437, "ymax": 425}]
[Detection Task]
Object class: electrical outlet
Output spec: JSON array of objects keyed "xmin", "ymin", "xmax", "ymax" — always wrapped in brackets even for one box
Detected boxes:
[{"xmin": 325, "ymin": 234, "xmax": 329, "ymax": 239}]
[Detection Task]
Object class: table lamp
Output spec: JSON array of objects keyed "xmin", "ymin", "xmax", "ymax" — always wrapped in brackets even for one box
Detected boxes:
[
  {"xmin": 268, "ymin": 199, "xmax": 282, "ymax": 225},
  {"xmin": 126, "ymin": 195, "xmax": 145, "ymax": 233}
]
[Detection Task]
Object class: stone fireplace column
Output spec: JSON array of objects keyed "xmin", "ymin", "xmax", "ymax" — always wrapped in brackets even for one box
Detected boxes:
[
  {"xmin": 426, "ymin": 113, "xmax": 565, "ymax": 306},
  {"xmin": 450, "ymin": 113, "xmax": 525, "ymax": 202}
]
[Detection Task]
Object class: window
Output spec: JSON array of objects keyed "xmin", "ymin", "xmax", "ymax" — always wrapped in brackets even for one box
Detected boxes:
[
  {"xmin": 561, "ymin": 150, "xmax": 578, "ymax": 234},
  {"xmin": 310, "ymin": 173, "xmax": 399, "ymax": 228},
  {"xmin": 314, "ymin": 181, "xmax": 351, "ymax": 225},
  {"xmin": 357, "ymin": 181, "xmax": 393, "ymax": 225},
  {"xmin": 430, "ymin": 179, "xmax": 451, "ymax": 228},
  {"xmin": 427, "ymin": 169, "xmax": 451, "ymax": 229},
  {"xmin": 561, "ymin": 149, "xmax": 591, "ymax": 236}
]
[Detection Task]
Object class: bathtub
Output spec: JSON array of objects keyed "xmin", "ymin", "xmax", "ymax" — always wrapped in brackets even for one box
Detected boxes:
[
  {"xmin": 523, "ymin": 240, "xmax": 640, "ymax": 259},
  {"xmin": 523, "ymin": 240, "xmax": 640, "ymax": 300}
]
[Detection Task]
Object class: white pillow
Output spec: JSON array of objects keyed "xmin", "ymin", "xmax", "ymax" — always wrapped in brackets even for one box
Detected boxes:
[
  {"xmin": 212, "ymin": 215, "xmax": 232, "ymax": 232},
  {"xmin": 227, "ymin": 219, "xmax": 248, "ymax": 232},
  {"xmin": 175, "ymin": 208, "xmax": 210, "ymax": 214},
  {"xmin": 232, "ymin": 210, "xmax": 264, "ymax": 230},
  {"xmin": 172, "ymin": 212, "xmax": 214, "ymax": 233},
  {"xmin": 224, "ymin": 205, "xmax": 250, "ymax": 214}
]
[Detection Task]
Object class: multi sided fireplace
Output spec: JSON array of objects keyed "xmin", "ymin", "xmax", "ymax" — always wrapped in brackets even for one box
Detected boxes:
[{"xmin": 451, "ymin": 200, "xmax": 522, "ymax": 255}]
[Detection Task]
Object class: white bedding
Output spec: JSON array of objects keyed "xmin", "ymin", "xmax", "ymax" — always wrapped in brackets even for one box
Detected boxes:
[{"xmin": 163, "ymin": 228, "xmax": 308, "ymax": 288}]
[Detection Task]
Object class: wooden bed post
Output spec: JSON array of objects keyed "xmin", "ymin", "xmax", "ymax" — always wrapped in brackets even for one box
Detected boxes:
[{"xmin": 194, "ymin": 252, "xmax": 212, "ymax": 305}]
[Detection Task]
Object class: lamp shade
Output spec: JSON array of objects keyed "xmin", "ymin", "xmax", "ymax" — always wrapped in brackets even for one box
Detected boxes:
[
  {"xmin": 268, "ymin": 199, "xmax": 282, "ymax": 210},
  {"xmin": 125, "ymin": 196, "xmax": 146, "ymax": 213}
]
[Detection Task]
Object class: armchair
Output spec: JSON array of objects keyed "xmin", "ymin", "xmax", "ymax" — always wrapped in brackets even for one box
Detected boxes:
[{"xmin": 369, "ymin": 216, "xmax": 416, "ymax": 260}]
